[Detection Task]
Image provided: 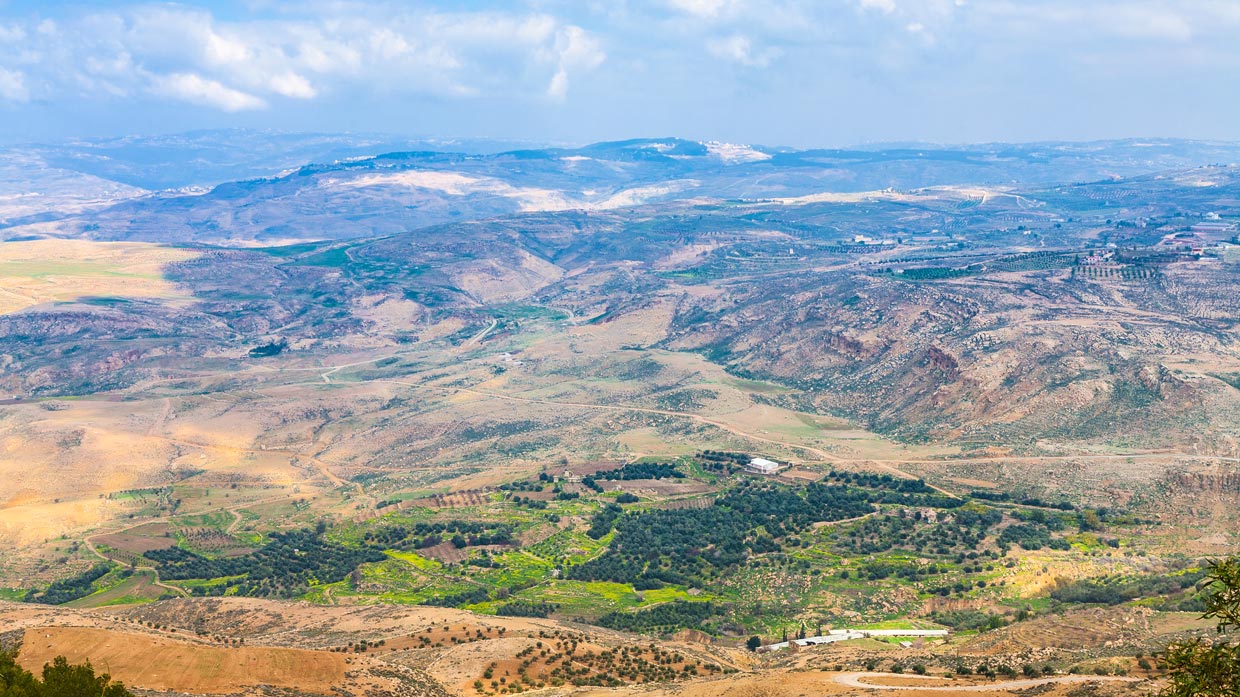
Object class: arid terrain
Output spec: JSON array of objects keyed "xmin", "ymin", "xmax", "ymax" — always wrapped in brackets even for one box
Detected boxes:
[{"xmin": 1, "ymin": 136, "xmax": 1238, "ymax": 696}]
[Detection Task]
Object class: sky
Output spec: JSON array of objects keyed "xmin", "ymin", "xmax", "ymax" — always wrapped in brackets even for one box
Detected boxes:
[{"xmin": 1, "ymin": 0, "xmax": 1239, "ymax": 147}]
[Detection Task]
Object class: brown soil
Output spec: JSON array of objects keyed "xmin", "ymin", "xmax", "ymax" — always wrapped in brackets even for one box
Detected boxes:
[
  {"xmin": 17, "ymin": 626, "xmax": 345, "ymax": 695},
  {"xmin": 92, "ymin": 522, "xmax": 176, "ymax": 554}
]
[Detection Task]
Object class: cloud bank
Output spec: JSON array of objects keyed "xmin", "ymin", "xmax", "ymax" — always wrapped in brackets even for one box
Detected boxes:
[{"xmin": 0, "ymin": 4, "xmax": 606, "ymax": 111}]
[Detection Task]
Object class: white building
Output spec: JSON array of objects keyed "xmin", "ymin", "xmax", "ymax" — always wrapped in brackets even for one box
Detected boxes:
[
  {"xmin": 761, "ymin": 629, "xmax": 949, "ymax": 652},
  {"xmin": 745, "ymin": 457, "xmax": 784, "ymax": 475}
]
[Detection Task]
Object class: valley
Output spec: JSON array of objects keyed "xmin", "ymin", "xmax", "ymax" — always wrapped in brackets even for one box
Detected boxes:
[{"xmin": 0, "ymin": 137, "xmax": 1238, "ymax": 696}]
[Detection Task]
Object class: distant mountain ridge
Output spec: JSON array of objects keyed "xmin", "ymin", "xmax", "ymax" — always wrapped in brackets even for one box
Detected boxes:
[{"xmin": 4, "ymin": 133, "xmax": 1240, "ymax": 245}]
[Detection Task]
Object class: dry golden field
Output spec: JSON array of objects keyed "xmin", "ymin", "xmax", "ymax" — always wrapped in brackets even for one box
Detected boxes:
[
  {"xmin": 16, "ymin": 626, "xmax": 346, "ymax": 694},
  {"xmin": 0, "ymin": 240, "xmax": 197, "ymax": 314}
]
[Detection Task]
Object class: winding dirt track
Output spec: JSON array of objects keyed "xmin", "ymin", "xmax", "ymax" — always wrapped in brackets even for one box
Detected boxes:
[{"xmin": 833, "ymin": 672, "xmax": 1142, "ymax": 691}]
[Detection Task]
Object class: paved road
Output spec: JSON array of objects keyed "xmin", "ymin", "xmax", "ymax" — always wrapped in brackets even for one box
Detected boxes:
[
  {"xmin": 833, "ymin": 672, "xmax": 1142, "ymax": 692},
  {"xmin": 464, "ymin": 319, "xmax": 499, "ymax": 346}
]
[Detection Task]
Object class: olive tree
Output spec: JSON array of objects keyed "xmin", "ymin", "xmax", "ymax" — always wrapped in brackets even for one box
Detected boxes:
[{"xmin": 1162, "ymin": 557, "xmax": 1240, "ymax": 697}]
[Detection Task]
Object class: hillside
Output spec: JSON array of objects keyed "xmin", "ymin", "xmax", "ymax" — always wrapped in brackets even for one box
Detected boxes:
[
  {"xmin": 0, "ymin": 597, "xmax": 1197, "ymax": 696},
  {"xmin": 0, "ymin": 137, "xmax": 1238, "ymax": 697},
  {"xmin": 0, "ymin": 164, "xmax": 1237, "ymax": 451}
]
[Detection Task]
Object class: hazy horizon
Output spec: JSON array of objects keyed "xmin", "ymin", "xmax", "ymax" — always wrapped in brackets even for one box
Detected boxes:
[{"xmin": 7, "ymin": 128, "xmax": 1240, "ymax": 153}]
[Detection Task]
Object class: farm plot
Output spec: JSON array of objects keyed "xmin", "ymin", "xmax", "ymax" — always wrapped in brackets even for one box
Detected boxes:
[
  {"xmin": 424, "ymin": 490, "xmax": 491, "ymax": 509},
  {"xmin": 516, "ymin": 580, "xmax": 709, "ymax": 619},
  {"xmin": 64, "ymin": 570, "xmax": 165, "ymax": 608},
  {"xmin": 606, "ymin": 479, "xmax": 715, "ymax": 497},
  {"xmin": 179, "ymin": 527, "xmax": 254, "ymax": 557},
  {"xmin": 656, "ymin": 497, "xmax": 712, "ymax": 511},
  {"xmin": 92, "ymin": 522, "xmax": 176, "ymax": 556},
  {"xmin": 525, "ymin": 529, "xmax": 608, "ymax": 565},
  {"xmin": 469, "ymin": 552, "xmax": 554, "ymax": 589},
  {"xmin": 348, "ymin": 556, "xmax": 481, "ymax": 604}
]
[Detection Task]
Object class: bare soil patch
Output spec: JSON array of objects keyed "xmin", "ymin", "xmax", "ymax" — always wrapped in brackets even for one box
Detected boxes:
[
  {"xmin": 93, "ymin": 522, "xmax": 175, "ymax": 555},
  {"xmin": 17, "ymin": 626, "xmax": 345, "ymax": 695},
  {"xmin": 421, "ymin": 541, "xmax": 470, "ymax": 564}
]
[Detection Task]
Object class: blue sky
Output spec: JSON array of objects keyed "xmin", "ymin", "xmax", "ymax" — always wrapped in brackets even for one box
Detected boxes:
[{"xmin": 1, "ymin": 0, "xmax": 1238, "ymax": 146}]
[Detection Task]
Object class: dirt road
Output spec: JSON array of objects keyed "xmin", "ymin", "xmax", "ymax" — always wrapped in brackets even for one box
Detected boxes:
[{"xmin": 833, "ymin": 672, "xmax": 1142, "ymax": 691}]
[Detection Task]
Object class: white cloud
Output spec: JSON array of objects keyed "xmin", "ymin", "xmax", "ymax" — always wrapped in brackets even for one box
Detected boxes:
[
  {"xmin": 0, "ymin": 4, "xmax": 607, "ymax": 111},
  {"xmin": 0, "ymin": 66, "xmax": 27, "ymax": 102},
  {"xmin": 0, "ymin": 23, "xmax": 25, "ymax": 42},
  {"xmin": 153, "ymin": 72, "xmax": 267, "ymax": 111},
  {"xmin": 706, "ymin": 34, "xmax": 778, "ymax": 67},
  {"xmin": 976, "ymin": 2, "xmax": 1196, "ymax": 43},
  {"xmin": 204, "ymin": 30, "xmax": 252, "ymax": 66},
  {"xmin": 548, "ymin": 25, "xmax": 605, "ymax": 98},
  {"xmin": 859, "ymin": 0, "xmax": 897, "ymax": 14},
  {"xmin": 268, "ymin": 71, "xmax": 316, "ymax": 99},
  {"xmin": 547, "ymin": 69, "xmax": 570, "ymax": 99},
  {"xmin": 667, "ymin": 0, "xmax": 734, "ymax": 19}
]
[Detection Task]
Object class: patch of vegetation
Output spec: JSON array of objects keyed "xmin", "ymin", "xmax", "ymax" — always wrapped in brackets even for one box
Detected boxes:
[
  {"xmin": 595, "ymin": 462, "xmax": 684, "ymax": 480},
  {"xmin": 832, "ymin": 507, "xmax": 1003, "ymax": 557},
  {"xmin": 1051, "ymin": 568, "xmax": 1209, "ymax": 605},
  {"xmin": 595, "ymin": 601, "xmax": 719, "ymax": 633},
  {"xmin": 888, "ymin": 265, "xmax": 982, "ymax": 281},
  {"xmin": 654, "ymin": 389, "xmax": 718, "ymax": 411},
  {"xmin": 489, "ymin": 304, "xmax": 570, "ymax": 322},
  {"xmin": 146, "ymin": 527, "xmax": 384, "ymax": 597},
  {"xmin": 1209, "ymin": 372, "xmax": 1240, "ymax": 391},
  {"xmin": 930, "ymin": 609, "xmax": 1012, "ymax": 632},
  {"xmin": 424, "ymin": 586, "xmax": 490, "ymax": 607},
  {"xmin": 27, "ymin": 564, "xmax": 114, "ymax": 605},
  {"xmin": 363, "ymin": 520, "xmax": 515, "ymax": 550},
  {"xmin": 568, "ymin": 481, "xmax": 875, "ymax": 586},
  {"xmin": 247, "ymin": 340, "xmax": 287, "ymax": 358},
  {"xmin": 494, "ymin": 600, "xmax": 559, "ymax": 618},
  {"xmin": 1162, "ymin": 556, "xmax": 1240, "ymax": 697},
  {"xmin": 585, "ymin": 504, "xmax": 624, "ymax": 540},
  {"xmin": 696, "ymin": 450, "xmax": 748, "ymax": 474},
  {"xmin": 999, "ymin": 523, "xmax": 1071, "ymax": 551}
]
